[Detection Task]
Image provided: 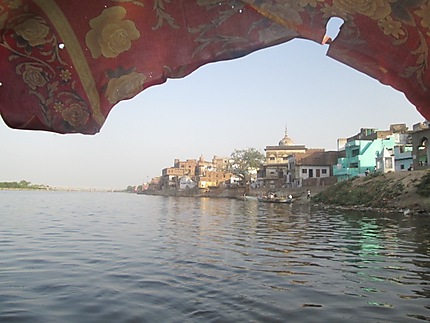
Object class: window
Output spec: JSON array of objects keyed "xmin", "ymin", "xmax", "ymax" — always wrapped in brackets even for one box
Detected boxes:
[
  {"xmin": 400, "ymin": 165, "xmax": 405, "ymax": 170},
  {"xmin": 385, "ymin": 158, "xmax": 393, "ymax": 169},
  {"xmin": 322, "ymin": 169, "xmax": 327, "ymax": 174},
  {"xmin": 270, "ymin": 157, "xmax": 275, "ymax": 161},
  {"xmin": 302, "ymin": 169, "xmax": 307, "ymax": 174}
]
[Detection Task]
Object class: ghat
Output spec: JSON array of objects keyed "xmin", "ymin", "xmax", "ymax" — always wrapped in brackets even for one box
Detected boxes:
[{"xmin": 0, "ymin": 0, "xmax": 429, "ymax": 134}]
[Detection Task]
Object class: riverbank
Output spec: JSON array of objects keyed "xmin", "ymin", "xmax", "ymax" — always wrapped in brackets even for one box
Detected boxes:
[
  {"xmin": 139, "ymin": 170, "xmax": 430, "ymax": 214},
  {"xmin": 311, "ymin": 170, "xmax": 430, "ymax": 214},
  {"xmin": 140, "ymin": 186, "xmax": 247, "ymax": 199}
]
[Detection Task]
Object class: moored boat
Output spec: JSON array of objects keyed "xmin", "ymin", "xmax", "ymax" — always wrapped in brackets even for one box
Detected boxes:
[
  {"xmin": 243, "ymin": 195, "xmax": 259, "ymax": 201},
  {"xmin": 257, "ymin": 196, "xmax": 292, "ymax": 204}
]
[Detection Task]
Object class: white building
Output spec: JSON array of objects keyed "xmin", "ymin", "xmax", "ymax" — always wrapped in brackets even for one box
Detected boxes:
[
  {"xmin": 376, "ymin": 148, "xmax": 395, "ymax": 173},
  {"xmin": 179, "ymin": 176, "xmax": 196, "ymax": 190}
]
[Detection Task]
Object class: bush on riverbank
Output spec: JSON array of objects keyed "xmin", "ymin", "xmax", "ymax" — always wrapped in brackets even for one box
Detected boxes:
[
  {"xmin": 0, "ymin": 180, "xmax": 46, "ymax": 190},
  {"xmin": 312, "ymin": 173, "xmax": 404, "ymax": 207},
  {"xmin": 312, "ymin": 170, "xmax": 430, "ymax": 212},
  {"xmin": 416, "ymin": 172, "xmax": 430, "ymax": 197}
]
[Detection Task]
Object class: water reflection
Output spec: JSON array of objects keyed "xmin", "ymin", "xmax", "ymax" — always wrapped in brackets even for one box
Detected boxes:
[
  {"xmin": 0, "ymin": 192, "xmax": 429, "ymax": 322},
  {"xmin": 157, "ymin": 196, "xmax": 430, "ymax": 319}
]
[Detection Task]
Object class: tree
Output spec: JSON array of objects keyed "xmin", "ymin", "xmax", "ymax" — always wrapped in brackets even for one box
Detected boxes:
[
  {"xmin": 126, "ymin": 185, "xmax": 136, "ymax": 193},
  {"xmin": 226, "ymin": 148, "xmax": 265, "ymax": 184},
  {"xmin": 19, "ymin": 180, "xmax": 31, "ymax": 187}
]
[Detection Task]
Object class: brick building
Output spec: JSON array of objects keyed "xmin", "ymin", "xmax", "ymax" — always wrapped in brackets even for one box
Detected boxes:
[
  {"xmin": 258, "ymin": 130, "xmax": 339, "ymax": 189},
  {"xmin": 161, "ymin": 156, "xmax": 233, "ymax": 189}
]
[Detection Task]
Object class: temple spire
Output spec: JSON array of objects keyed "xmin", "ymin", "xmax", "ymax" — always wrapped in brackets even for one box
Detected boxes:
[{"xmin": 279, "ymin": 126, "xmax": 294, "ymax": 146}]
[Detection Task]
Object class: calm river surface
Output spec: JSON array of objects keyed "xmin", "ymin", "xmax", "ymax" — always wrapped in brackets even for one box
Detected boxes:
[{"xmin": 1, "ymin": 191, "xmax": 429, "ymax": 322}]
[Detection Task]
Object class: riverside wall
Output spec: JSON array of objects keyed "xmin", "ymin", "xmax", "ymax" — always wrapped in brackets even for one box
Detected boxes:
[
  {"xmin": 139, "ymin": 186, "xmax": 247, "ymax": 199},
  {"xmin": 139, "ymin": 184, "xmax": 329, "ymax": 201}
]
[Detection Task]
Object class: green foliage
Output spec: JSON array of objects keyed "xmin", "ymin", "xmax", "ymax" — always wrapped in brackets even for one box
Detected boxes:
[
  {"xmin": 362, "ymin": 171, "xmax": 383, "ymax": 181},
  {"xmin": 227, "ymin": 148, "xmax": 265, "ymax": 181},
  {"xmin": 416, "ymin": 172, "xmax": 430, "ymax": 197},
  {"xmin": 0, "ymin": 180, "xmax": 45, "ymax": 190},
  {"xmin": 125, "ymin": 185, "xmax": 136, "ymax": 192},
  {"xmin": 313, "ymin": 176, "xmax": 405, "ymax": 207},
  {"xmin": 312, "ymin": 179, "xmax": 374, "ymax": 206}
]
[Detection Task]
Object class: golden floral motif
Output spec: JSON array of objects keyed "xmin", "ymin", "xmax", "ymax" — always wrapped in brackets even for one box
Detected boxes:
[
  {"xmin": 329, "ymin": 0, "xmax": 392, "ymax": 20},
  {"xmin": 105, "ymin": 71, "xmax": 146, "ymax": 104},
  {"xmin": 85, "ymin": 6, "xmax": 140, "ymax": 59},
  {"xmin": 53, "ymin": 101, "xmax": 64, "ymax": 111},
  {"xmin": 298, "ymin": 0, "xmax": 322, "ymax": 8},
  {"xmin": 258, "ymin": 1, "xmax": 305, "ymax": 26},
  {"xmin": 59, "ymin": 69, "xmax": 72, "ymax": 82},
  {"xmin": 153, "ymin": 0, "xmax": 179, "ymax": 30},
  {"xmin": 14, "ymin": 17, "xmax": 49, "ymax": 47},
  {"xmin": 416, "ymin": 3, "xmax": 430, "ymax": 29},
  {"xmin": 1, "ymin": 7, "xmax": 92, "ymax": 131},
  {"xmin": 55, "ymin": 101, "xmax": 90, "ymax": 127},
  {"xmin": 378, "ymin": 16, "xmax": 404, "ymax": 39},
  {"xmin": 22, "ymin": 65, "xmax": 46, "ymax": 90},
  {"xmin": 47, "ymin": 81, "xmax": 59, "ymax": 94}
]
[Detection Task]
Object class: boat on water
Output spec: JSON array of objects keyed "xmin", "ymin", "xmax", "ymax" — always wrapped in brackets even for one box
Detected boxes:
[
  {"xmin": 247, "ymin": 191, "xmax": 294, "ymax": 203},
  {"xmin": 257, "ymin": 196, "xmax": 292, "ymax": 204},
  {"xmin": 243, "ymin": 195, "xmax": 259, "ymax": 201}
]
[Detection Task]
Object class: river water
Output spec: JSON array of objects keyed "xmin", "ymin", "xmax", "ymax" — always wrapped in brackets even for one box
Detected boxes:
[{"xmin": 0, "ymin": 190, "xmax": 429, "ymax": 322}]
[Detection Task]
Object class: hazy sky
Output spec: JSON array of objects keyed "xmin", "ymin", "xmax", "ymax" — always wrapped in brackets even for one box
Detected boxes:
[{"xmin": 0, "ymin": 35, "xmax": 425, "ymax": 189}]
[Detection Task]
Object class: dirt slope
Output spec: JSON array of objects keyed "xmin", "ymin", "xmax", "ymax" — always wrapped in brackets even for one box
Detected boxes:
[{"xmin": 312, "ymin": 170, "xmax": 430, "ymax": 213}]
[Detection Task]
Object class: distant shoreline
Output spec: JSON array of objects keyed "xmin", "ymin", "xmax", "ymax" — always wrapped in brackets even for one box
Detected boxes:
[{"xmin": 0, "ymin": 188, "xmax": 123, "ymax": 192}]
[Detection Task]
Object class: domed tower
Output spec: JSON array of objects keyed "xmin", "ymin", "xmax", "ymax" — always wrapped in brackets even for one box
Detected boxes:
[
  {"xmin": 262, "ymin": 128, "xmax": 308, "ymax": 189},
  {"xmin": 278, "ymin": 128, "xmax": 294, "ymax": 146}
]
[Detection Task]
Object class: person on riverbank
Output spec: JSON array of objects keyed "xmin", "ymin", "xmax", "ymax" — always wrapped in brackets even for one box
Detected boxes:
[{"xmin": 307, "ymin": 189, "xmax": 311, "ymax": 199}]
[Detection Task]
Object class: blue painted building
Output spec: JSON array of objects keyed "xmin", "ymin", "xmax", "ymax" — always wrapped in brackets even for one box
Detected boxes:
[{"xmin": 333, "ymin": 137, "xmax": 396, "ymax": 181}]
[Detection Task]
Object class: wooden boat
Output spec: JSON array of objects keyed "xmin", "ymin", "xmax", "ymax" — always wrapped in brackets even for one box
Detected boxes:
[
  {"xmin": 243, "ymin": 195, "xmax": 259, "ymax": 201},
  {"xmin": 257, "ymin": 196, "xmax": 292, "ymax": 204}
]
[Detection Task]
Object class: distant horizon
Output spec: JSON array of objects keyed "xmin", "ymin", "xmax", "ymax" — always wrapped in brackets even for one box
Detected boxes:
[
  {"xmin": 1, "ymin": 118, "xmax": 425, "ymax": 190},
  {"xmin": 0, "ymin": 183, "xmax": 124, "ymax": 191},
  {"xmin": 2, "ymin": 119, "xmax": 425, "ymax": 190}
]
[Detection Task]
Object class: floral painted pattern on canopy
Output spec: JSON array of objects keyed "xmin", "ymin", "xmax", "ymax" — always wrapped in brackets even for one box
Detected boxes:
[{"xmin": 0, "ymin": 0, "xmax": 429, "ymax": 134}]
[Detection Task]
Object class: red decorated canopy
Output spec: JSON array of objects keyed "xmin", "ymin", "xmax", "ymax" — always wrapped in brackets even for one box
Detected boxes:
[{"xmin": 0, "ymin": 0, "xmax": 429, "ymax": 134}]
